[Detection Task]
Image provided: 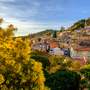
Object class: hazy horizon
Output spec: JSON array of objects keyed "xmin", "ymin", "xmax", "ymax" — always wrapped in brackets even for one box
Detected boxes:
[{"xmin": 0, "ymin": 0, "xmax": 90, "ymax": 36}]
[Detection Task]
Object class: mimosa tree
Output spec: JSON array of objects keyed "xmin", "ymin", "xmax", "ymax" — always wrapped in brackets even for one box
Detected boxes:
[{"xmin": 0, "ymin": 18, "xmax": 50, "ymax": 90}]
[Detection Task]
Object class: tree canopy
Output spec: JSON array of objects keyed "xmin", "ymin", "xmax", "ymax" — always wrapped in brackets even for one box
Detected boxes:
[
  {"xmin": 86, "ymin": 17, "xmax": 90, "ymax": 26},
  {"xmin": 80, "ymin": 64, "xmax": 90, "ymax": 80},
  {"xmin": 71, "ymin": 19, "xmax": 85, "ymax": 30},
  {"xmin": 53, "ymin": 30, "xmax": 57, "ymax": 38},
  {"xmin": 45, "ymin": 32, "xmax": 52, "ymax": 35},
  {"xmin": 0, "ymin": 18, "xmax": 50, "ymax": 90},
  {"xmin": 45, "ymin": 69, "xmax": 81, "ymax": 90},
  {"xmin": 70, "ymin": 17, "xmax": 90, "ymax": 31},
  {"xmin": 30, "ymin": 55, "xmax": 50, "ymax": 68}
]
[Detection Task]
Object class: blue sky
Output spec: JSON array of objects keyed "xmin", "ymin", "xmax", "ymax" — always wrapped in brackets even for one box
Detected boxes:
[{"xmin": 0, "ymin": 0, "xmax": 90, "ymax": 36}]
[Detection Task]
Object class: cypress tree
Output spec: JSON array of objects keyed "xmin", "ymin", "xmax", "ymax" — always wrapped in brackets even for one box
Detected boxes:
[{"xmin": 53, "ymin": 30, "xmax": 57, "ymax": 38}]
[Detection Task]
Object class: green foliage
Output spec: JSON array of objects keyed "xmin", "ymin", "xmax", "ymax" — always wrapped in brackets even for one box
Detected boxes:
[
  {"xmin": 13, "ymin": 29, "xmax": 54, "ymax": 40},
  {"xmin": 71, "ymin": 61, "xmax": 80, "ymax": 71},
  {"xmin": 81, "ymin": 78, "xmax": 88, "ymax": 85},
  {"xmin": 31, "ymin": 29, "xmax": 54, "ymax": 36},
  {"xmin": 53, "ymin": 30, "xmax": 57, "ymax": 38},
  {"xmin": 45, "ymin": 32, "xmax": 52, "ymax": 35},
  {"xmin": 45, "ymin": 55, "xmax": 64, "ymax": 74},
  {"xmin": 87, "ymin": 60, "xmax": 90, "ymax": 65},
  {"xmin": 49, "ymin": 55, "xmax": 73, "ymax": 68},
  {"xmin": 70, "ymin": 17, "xmax": 90, "ymax": 30},
  {"xmin": 47, "ymin": 55, "xmax": 73, "ymax": 74},
  {"xmin": 86, "ymin": 17, "xmax": 90, "ymax": 26},
  {"xmin": 30, "ymin": 55, "xmax": 50, "ymax": 68},
  {"xmin": 80, "ymin": 78, "xmax": 88, "ymax": 89},
  {"xmin": 49, "ymin": 55, "xmax": 64, "ymax": 66},
  {"xmin": 63, "ymin": 59, "xmax": 73, "ymax": 68},
  {"xmin": 46, "ymin": 55, "xmax": 74, "ymax": 74},
  {"xmin": 52, "ymin": 38, "xmax": 55, "ymax": 40},
  {"xmin": 45, "ymin": 69, "xmax": 81, "ymax": 90},
  {"xmin": 38, "ymin": 37, "xmax": 41, "ymax": 42},
  {"xmin": 60, "ymin": 26, "xmax": 65, "ymax": 31},
  {"xmin": 71, "ymin": 19, "xmax": 85, "ymax": 30},
  {"xmin": 66, "ymin": 59, "xmax": 72, "ymax": 67},
  {"xmin": 55, "ymin": 55, "xmax": 64, "ymax": 64},
  {"xmin": 80, "ymin": 64, "xmax": 90, "ymax": 80},
  {"xmin": 60, "ymin": 26, "xmax": 65, "ymax": 32},
  {"xmin": 87, "ymin": 84, "xmax": 90, "ymax": 90},
  {"xmin": 30, "ymin": 49, "xmax": 51, "ymax": 58}
]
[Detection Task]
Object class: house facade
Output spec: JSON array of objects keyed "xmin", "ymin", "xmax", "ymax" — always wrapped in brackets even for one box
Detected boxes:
[{"xmin": 70, "ymin": 47, "xmax": 90, "ymax": 60}]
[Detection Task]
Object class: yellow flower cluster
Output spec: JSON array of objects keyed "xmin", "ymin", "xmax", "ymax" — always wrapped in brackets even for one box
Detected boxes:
[
  {"xmin": 0, "ymin": 19, "xmax": 50, "ymax": 90},
  {"xmin": 0, "ymin": 74, "xmax": 5, "ymax": 84}
]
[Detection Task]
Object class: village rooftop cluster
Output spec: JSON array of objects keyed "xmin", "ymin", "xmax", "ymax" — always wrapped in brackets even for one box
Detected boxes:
[{"xmin": 25, "ymin": 25, "xmax": 90, "ymax": 67}]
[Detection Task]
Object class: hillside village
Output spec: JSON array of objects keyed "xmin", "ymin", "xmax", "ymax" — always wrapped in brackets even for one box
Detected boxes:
[
  {"xmin": 25, "ymin": 18, "xmax": 90, "ymax": 67},
  {"xmin": 2, "ymin": 17, "xmax": 90, "ymax": 90},
  {"xmin": 2, "ymin": 0, "xmax": 90, "ymax": 89}
]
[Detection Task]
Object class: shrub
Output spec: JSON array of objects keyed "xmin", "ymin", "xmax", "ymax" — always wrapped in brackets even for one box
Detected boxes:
[{"xmin": 30, "ymin": 55, "xmax": 50, "ymax": 68}]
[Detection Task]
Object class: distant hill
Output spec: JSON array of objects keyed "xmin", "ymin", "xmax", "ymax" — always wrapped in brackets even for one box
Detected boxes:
[
  {"xmin": 27, "ymin": 29, "xmax": 54, "ymax": 37},
  {"xmin": 13, "ymin": 29, "xmax": 55, "ymax": 40}
]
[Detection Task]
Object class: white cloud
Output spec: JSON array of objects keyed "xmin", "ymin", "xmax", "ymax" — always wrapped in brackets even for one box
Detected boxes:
[
  {"xmin": 0, "ymin": 0, "xmax": 40, "ymax": 18},
  {"xmin": 0, "ymin": 0, "xmax": 76, "ymax": 36},
  {"xmin": 14, "ymin": 33, "xmax": 28, "ymax": 37},
  {"xmin": 27, "ymin": 1, "xmax": 40, "ymax": 6},
  {"xmin": 0, "ymin": 6, "xmax": 8, "ymax": 10},
  {"xmin": 1, "ymin": 16, "xmax": 75, "ymax": 36},
  {"xmin": 0, "ymin": 3, "xmax": 9, "ymax": 12},
  {"xmin": 45, "ymin": 5, "xmax": 65, "ymax": 12},
  {"xmin": 82, "ymin": 10, "xmax": 88, "ymax": 13},
  {"xmin": 0, "ymin": 13, "xmax": 6, "ymax": 17}
]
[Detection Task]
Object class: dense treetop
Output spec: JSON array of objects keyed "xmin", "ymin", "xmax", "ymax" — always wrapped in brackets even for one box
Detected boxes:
[
  {"xmin": 0, "ymin": 18, "xmax": 50, "ymax": 90},
  {"xmin": 71, "ymin": 17, "xmax": 90, "ymax": 31}
]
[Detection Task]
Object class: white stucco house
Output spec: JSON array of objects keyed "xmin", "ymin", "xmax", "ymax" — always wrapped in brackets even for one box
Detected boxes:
[{"xmin": 49, "ymin": 47, "xmax": 64, "ymax": 55}]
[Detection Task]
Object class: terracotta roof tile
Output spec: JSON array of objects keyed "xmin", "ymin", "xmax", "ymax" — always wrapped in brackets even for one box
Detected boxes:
[
  {"xmin": 73, "ymin": 47, "xmax": 90, "ymax": 51},
  {"xmin": 50, "ymin": 42, "xmax": 59, "ymax": 49},
  {"xmin": 70, "ymin": 59, "xmax": 87, "ymax": 67}
]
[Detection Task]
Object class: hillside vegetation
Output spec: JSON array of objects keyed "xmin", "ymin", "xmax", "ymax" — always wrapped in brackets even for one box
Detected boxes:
[
  {"xmin": 1, "ymin": 18, "xmax": 90, "ymax": 90},
  {"xmin": 71, "ymin": 17, "xmax": 90, "ymax": 30},
  {"xmin": 13, "ymin": 29, "xmax": 54, "ymax": 40}
]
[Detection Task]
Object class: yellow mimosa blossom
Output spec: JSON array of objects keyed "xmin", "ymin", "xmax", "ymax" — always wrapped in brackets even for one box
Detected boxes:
[{"xmin": 0, "ymin": 74, "xmax": 5, "ymax": 84}]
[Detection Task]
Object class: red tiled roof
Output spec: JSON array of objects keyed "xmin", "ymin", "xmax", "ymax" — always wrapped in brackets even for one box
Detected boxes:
[
  {"xmin": 31, "ymin": 38, "xmax": 35, "ymax": 40},
  {"xmin": 50, "ymin": 42, "xmax": 59, "ymax": 49},
  {"xmin": 70, "ymin": 59, "xmax": 87, "ymax": 67},
  {"xmin": 73, "ymin": 47, "xmax": 90, "ymax": 51}
]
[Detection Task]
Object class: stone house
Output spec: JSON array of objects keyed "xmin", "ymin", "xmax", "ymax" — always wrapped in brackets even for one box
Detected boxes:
[{"xmin": 70, "ymin": 47, "xmax": 90, "ymax": 60}]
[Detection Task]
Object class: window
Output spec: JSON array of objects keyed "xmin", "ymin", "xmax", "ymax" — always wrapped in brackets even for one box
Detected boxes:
[
  {"xmin": 84, "ymin": 32, "xmax": 86, "ymax": 34},
  {"xmin": 61, "ymin": 39, "xmax": 64, "ymax": 41},
  {"xmin": 80, "ymin": 52, "xmax": 82, "ymax": 54},
  {"xmin": 77, "ymin": 56, "xmax": 79, "ymax": 59},
  {"xmin": 88, "ymin": 56, "xmax": 90, "ymax": 59}
]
